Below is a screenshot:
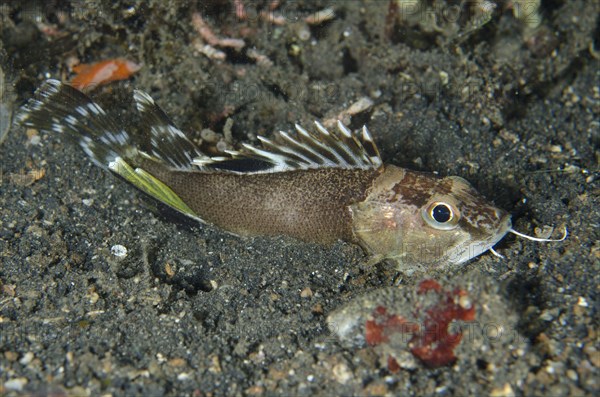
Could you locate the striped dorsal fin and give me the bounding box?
[193,121,382,174]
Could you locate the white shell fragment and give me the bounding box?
[110,244,128,258]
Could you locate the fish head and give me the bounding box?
[350,165,511,273]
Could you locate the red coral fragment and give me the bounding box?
[417,279,443,294]
[387,355,401,373]
[363,279,476,370]
[409,280,476,367]
[365,306,417,346]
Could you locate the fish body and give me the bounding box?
[141,163,378,244]
[16,80,511,273]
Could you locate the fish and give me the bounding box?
[70,59,141,91]
[15,79,565,274]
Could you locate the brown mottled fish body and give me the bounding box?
[143,161,380,243]
[16,80,513,273]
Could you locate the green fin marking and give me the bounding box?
[109,157,197,217]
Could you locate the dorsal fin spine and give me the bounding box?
[276,131,318,164]
[276,130,328,164]
[292,124,334,164]
[336,120,353,138]
[259,135,313,164]
[294,124,341,163]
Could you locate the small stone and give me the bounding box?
[1,284,16,297]
[29,135,41,146]
[499,129,520,143]
[245,385,265,395]
[249,347,266,364]
[583,344,600,367]
[68,386,89,396]
[200,129,220,143]
[168,358,186,367]
[268,367,287,381]
[4,378,28,391]
[148,360,162,377]
[545,361,558,374]
[363,381,389,396]
[539,309,555,321]
[535,367,554,385]
[528,262,538,269]
[439,71,449,85]
[177,372,191,381]
[391,351,418,370]
[209,354,222,373]
[300,287,313,298]
[110,244,128,258]
[88,290,99,304]
[458,294,472,310]
[165,262,175,277]
[537,333,559,356]
[563,164,580,173]
[332,362,352,384]
[19,351,34,365]
[490,383,515,397]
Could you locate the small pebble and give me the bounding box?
[110,244,128,258]
[29,135,41,145]
[168,358,186,367]
[332,362,352,384]
[490,383,515,397]
[4,378,28,391]
[19,351,34,365]
[300,287,313,298]
[458,295,472,310]
[209,354,222,373]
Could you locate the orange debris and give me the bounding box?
[70,59,141,91]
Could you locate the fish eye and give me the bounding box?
[422,201,460,230]
[432,204,452,223]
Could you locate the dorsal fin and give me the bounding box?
[193,120,382,174]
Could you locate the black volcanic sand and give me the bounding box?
[1,1,598,396]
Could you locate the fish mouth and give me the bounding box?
[487,213,513,249]
[492,210,512,236]
[448,213,512,265]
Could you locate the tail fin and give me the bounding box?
[15,79,200,217]
[15,79,136,168]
